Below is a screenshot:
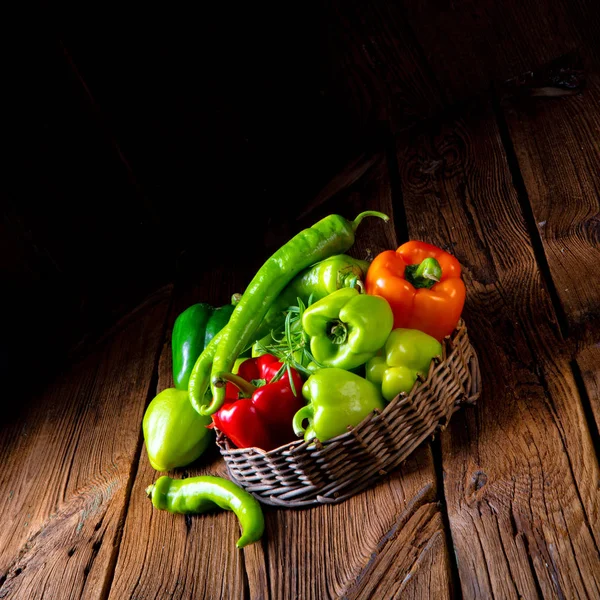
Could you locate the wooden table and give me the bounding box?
[2,70,599,600]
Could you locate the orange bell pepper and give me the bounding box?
[365,241,465,341]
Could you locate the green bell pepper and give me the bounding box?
[365,328,442,402]
[172,296,239,390]
[293,368,385,442]
[301,287,393,371]
[288,253,370,298]
[143,388,213,471]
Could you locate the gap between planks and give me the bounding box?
[490,89,571,341]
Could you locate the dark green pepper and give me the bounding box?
[142,388,213,471]
[146,475,265,548]
[172,295,240,390]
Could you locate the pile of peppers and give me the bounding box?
[141,213,466,548]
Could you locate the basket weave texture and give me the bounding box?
[216,319,481,508]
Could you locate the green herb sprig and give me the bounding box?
[256,296,325,386]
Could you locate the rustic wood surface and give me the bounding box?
[402,0,599,104]
[0,288,171,599]
[575,345,600,453]
[3,61,600,600]
[395,96,600,599]
[500,72,600,342]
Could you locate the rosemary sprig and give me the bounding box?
[258,296,325,382]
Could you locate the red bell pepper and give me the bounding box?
[211,354,306,452]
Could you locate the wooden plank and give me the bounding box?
[401,0,600,104]
[107,271,252,600]
[255,452,450,600]
[395,100,600,599]
[396,529,454,600]
[575,346,600,442]
[500,72,600,341]
[0,286,172,599]
[342,502,451,599]
[109,155,453,599]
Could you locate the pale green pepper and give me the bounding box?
[293,368,385,442]
[365,328,442,401]
[143,388,213,471]
[301,287,394,371]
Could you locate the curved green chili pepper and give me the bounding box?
[187,330,222,414]
[192,211,389,416]
[146,475,265,549]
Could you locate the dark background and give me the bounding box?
[5,1,599,397]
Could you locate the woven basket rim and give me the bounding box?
[215,318,476,457]
[215,318,481,507]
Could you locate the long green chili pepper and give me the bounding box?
[187,330,223,414]
[146,475,265,549]
[198,210,389,416]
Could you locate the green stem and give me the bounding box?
[293,405,314,436]
[405,258,442,289]
[340,273,366,293]
[215,372,256,398]
[329,322,348,345]
[351,211,389,232]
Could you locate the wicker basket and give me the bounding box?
[215,319,481,508]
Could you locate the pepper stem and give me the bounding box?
[217,372,257,398]
[145,484,154,499]
[351,211,390,232]
[329,321,348,345]
[340,273,365,293]
[405,257,442,289]
[293,405,314,437]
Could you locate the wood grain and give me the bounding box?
[401,0,600,104]
[0,286,172,599]
[575,345,600,445]
[254,453,449,600]
[342,501,451,599]
[500,72,600,341]
[395,101,600,599]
